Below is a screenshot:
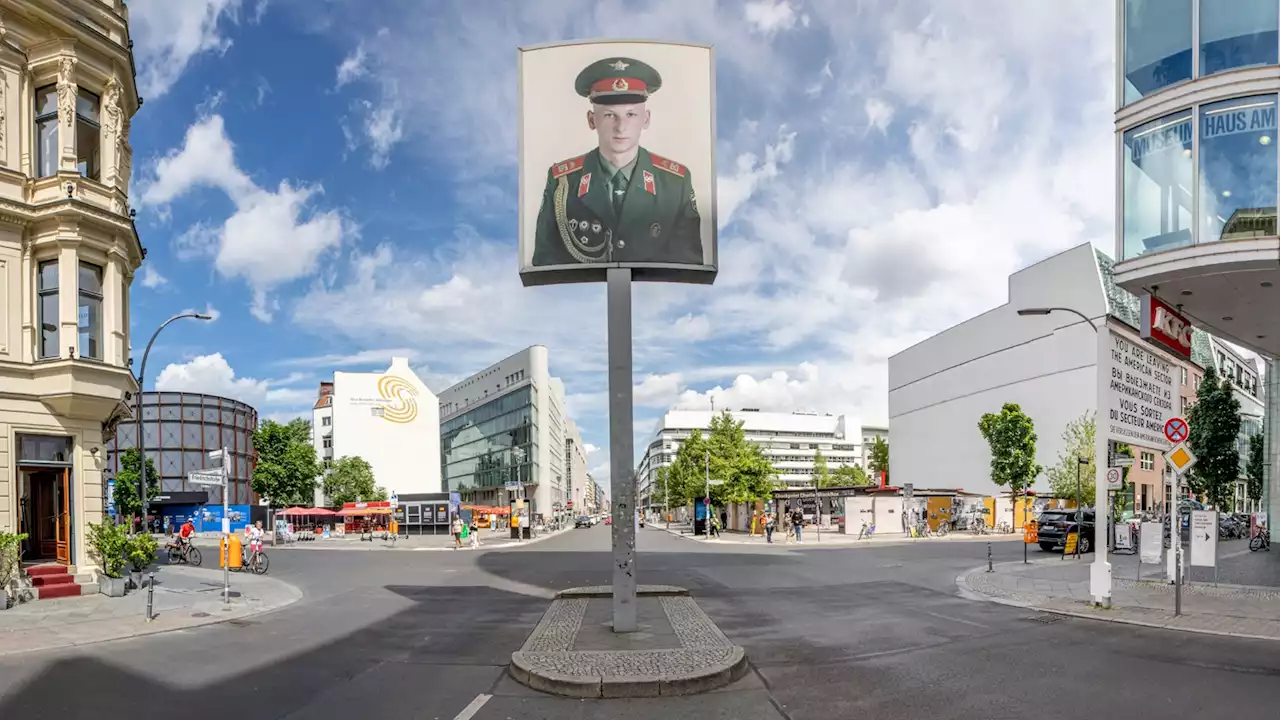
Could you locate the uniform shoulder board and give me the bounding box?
[550,155,586,179]
[648,153,686,178]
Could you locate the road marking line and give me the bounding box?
[917,609,990,629]
[453,693,492,720]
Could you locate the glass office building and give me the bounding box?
[440,385,537,506]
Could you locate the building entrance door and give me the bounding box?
[19,468,71,565]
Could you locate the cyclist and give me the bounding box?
[178,517,195,549]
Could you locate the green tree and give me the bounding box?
[251,418,321,508]
[1045,412,1097,503]
[322,456,381,505]
[832,463,873,486]
[812,450,832,488]
[978,403,1043,500]
[867,436,889,482]
[704,411,778,505]
[665,429,710,507]
[1186,367,1242,510]
[1247,431,1265,505]
[111,448,159,522]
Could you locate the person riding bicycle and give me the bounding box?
[248,521,265,554]
[178,518,195,549]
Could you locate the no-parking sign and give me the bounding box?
[1164,417,1189,444]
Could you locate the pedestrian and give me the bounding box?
[720,509,729,533]
[709,514,720,538]
[765,511,775,544]
[749,510,759,537]
[791,505,804,543]
[451,515,463,549]
[469,518,481,548]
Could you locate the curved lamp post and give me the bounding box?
[1017,305,1113,607]
[136,312,214,533]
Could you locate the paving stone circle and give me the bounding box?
[522,597,587,653]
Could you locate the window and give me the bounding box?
[1200,0,1277,77]
[37,260,59,359]
[76,89,101,181]
[1123,110,1193,259]
[322,416,331,426]
[78,262,103,360]
[1181,367,1188,386]
[35,86,58,177]
[1123,0,1192,103]
[322,436,332,449]
[1180,395,1189,413]
[1199,95,1278,244]
[1141,452,1155,471]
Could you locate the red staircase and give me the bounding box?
[26,565,82,600]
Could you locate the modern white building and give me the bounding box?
[636,409,863,509]
[311,357,442,500]
[888,243,1227,506]
[437,345,569,521]
[565,417,589,512]
[860,425,888,476]
[1112,0,1280,521]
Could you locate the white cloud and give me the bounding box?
[140,115,348,319]
[139,264,168,289]
[155,352,312,411]
[635,373,684,408]
[583,443,600,456]
[128,0,243,99]
[335,44,368,89]
[363,100,404,169]
[251,0,269,24]
[744,0,799,35]
[277,348,419,368]
[293,0,1116,463]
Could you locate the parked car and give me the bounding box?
[1036,508,1096,553]
[604,516,613,525]
[575,516,593,529]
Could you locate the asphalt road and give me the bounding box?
[2,526,1279,719]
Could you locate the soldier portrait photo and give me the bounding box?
[521,46,713,270]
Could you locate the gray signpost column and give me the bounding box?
[607,268,637,632]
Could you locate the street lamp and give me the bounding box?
[137,312,214,534]
[1017,305,1112,606]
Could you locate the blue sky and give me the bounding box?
[124,0,1116,490]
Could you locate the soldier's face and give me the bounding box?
[589,103,650,155]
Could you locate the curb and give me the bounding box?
[0,572,304,657]
[955,564,1280,642]
[555,584,689,598]
[653,524,1012,549]
[509,646,748,698]
[263,527,575,552]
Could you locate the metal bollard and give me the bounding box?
[986,541,993,573]
[145,572,155,622]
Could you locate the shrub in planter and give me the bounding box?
[127,533,158,589]
[0,531,28,609]
[88,521,128,597]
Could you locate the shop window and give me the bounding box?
[1200,0,1278,77]
[1199,95,1278,243]
[1124,0,1192,104]
[1123,110,1193,259]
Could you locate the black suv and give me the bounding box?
[1036,509,1096,553]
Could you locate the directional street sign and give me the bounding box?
[208,449,225,462]
[1164,417,1189,444]
[1164,442,1197,476]
[187,470,224,487]
[1111,456,1134,468]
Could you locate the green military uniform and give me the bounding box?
[532,57,704,267]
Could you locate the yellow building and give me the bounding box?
[0,1,144,569]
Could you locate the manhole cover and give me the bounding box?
[1023,614,1061,624]
[191,612,211,618]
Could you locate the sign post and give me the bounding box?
[187,447,230,604]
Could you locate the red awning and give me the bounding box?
[337,506,392,516]
[277,506,336,516]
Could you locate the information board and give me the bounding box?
[1102,330,1176,448]
[1140,522,1163,564]
[1063,532,1078,556]
[1114,523,1134,551]
[1190,510,1217,567]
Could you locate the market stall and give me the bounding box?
[337,501,393,539]
[275,506,337,540]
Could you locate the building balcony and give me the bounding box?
[1,357,136,423]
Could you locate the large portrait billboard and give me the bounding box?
[518,40,717,286]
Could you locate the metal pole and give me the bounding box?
[704,449,710,537]
[1023,490,1028,564]
[987,541,993,572]
[1174,475,1183,615]
[1076,460,1082,560]
[136,312,212,536]
[606,268,637,632]
[145,571,154,621]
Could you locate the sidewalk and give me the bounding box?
[654,522,1016,548]
[958,556,1280,641]
[239,524,577,552]
[0,564,302,656]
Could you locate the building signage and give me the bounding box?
[1139,294,1192,360]
[1129,117,1190,164]
[1201,103,1275,141]
[1103,329,1176,448]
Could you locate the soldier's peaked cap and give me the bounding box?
[575,57,661,105]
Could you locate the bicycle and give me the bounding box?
[1250,528,1270,552]
[240,545,269,574]
[857,521,876,540]
[165,539,202,566]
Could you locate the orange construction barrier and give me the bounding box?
[220,534,243,569]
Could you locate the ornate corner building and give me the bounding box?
[0,1,144,568]
[1112,0,1280,523]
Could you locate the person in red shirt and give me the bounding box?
[179,518,195,548]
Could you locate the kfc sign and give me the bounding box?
[1139,294,1193,360]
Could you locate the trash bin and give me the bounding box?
[220,535,242,569]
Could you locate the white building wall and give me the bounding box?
[565,417,588,512]
[888,244,1108,497]
[332,357,442,496]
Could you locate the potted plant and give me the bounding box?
[127,533,158,590]
[0,531,28,610]
[88,521,128,597]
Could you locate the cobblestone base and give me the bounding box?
[510,586,748,698]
